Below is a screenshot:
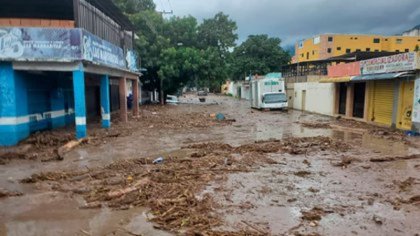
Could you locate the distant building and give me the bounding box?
[403,25,420,37]
[0,0,141,146]
[293,34,420,63]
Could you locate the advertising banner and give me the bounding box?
[0,27,138,72]
[0,27,81,61]
[82,30,126,69]
[360,52,417,75]
[126,50,139,72]
[413,78,420,123]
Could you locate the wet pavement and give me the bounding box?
[0,94,419,236]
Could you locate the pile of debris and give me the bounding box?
[296,121,331,129]
[20,136,353,234]
[0,105,233,164]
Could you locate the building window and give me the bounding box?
[337,47,341,51]
[328,36,333,42]
[396,50,400,53]
[346,49,351,53]
[355,37,358,40]
[327,48,332,53]
[373,38,380,43]
[301,53,304,58]
[374,49,379,52]
[306,52,309,59]
[312,50,315,55]
[356,49,361,52]
[396,39,403,44]
[405,49,409,52]
[350,37,353,40]
[366,48,371,51]
[385,39,388,41]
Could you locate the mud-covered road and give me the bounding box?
[1,95,420,236]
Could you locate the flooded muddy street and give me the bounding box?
[1,95,420,236]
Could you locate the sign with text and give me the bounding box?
[0,28,81,61]
[0,27,138,72]
[413,78,420,123]
[82,30,126,69]
[360,52,417,75]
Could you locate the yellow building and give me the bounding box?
[293,34,420,63]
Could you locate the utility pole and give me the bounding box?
[156,10,172,105]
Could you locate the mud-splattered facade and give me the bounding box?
[325,52,420,131]
[0,0,140,146]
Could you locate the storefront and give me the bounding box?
[356,52,418,129]
[324,52,419,131]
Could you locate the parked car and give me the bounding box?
[197,90,208,96]
[166,95,179,104]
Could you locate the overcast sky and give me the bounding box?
[155,0,420,47]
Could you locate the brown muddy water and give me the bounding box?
[0,95,419,236]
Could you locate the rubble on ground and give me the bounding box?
[0,105,233,164]
[20,136,353,234]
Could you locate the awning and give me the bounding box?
[351,72,415,81]
[319,76,352,83]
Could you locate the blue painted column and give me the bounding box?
[100,75,111,128]
[0,62,29,146]
[72,65,87,139]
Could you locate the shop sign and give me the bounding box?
[82,30,126,69]
[360,52,417,75]
[0,27,81,61]
[413,78,420,123]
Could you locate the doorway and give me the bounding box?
[353,83,366,118]
[338,83,347,115]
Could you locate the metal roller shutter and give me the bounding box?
[371,81,394,126]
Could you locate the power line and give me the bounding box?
[166,0,173,13]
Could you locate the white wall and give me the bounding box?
[241,85,250,100]
[293,82,335,116]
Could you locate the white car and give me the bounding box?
[166,95,179,104]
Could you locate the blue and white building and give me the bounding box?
[0,0,140,146]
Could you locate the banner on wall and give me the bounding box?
[0,28,81,61]
[82,30,126,69]
[360,52,417,75]
[0,27,139,72]
[413,78,420,123]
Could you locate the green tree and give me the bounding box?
[197,12,238,55]
[231,35,291,80]
[163,16,198,48]
[112,0,156,14]
[158,47,204,94]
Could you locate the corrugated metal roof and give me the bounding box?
[351,72,414,81]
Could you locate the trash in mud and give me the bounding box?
[331,156,360,168]
[372,215,383,225]
[0,105,234,165]
[393,177,417,192]
[370,154,420,163]
[18,135,354,234]
[294,171,311,177]
[408,195,420,204]
[0,152,27,165]
[0,189,23,198]
[153,157,164,164]
[301,207,332,221]
[216,113,226,121]
[296,121,331,129]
